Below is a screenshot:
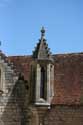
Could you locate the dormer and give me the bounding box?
[31,27,54,106]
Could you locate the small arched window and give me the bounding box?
[40,67,45,99]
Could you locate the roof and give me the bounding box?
[53,53,83,105]
[8,56,32,80]
[8,52,83,105]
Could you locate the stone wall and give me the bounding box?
[1,79,30,125]
[44,105,83,125]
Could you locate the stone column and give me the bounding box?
[1,68,5,92]
[0,65,6,92]
[36,64,41,102]
[47,64,51,103]
[50,65,54,98]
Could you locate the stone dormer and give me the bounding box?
[31,27,54,106]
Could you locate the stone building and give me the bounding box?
[0,27,83,125]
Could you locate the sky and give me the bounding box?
[0,0,83,56]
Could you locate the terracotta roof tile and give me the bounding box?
[52,53,83,105]
[8,56,33,80]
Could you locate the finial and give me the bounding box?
[41,27,45,38]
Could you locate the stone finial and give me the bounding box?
[41,27,45,38]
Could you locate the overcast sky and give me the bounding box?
[0,0,83,56]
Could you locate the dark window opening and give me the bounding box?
[40,67,45,99]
